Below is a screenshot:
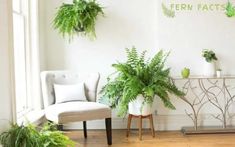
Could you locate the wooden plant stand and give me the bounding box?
[126,114,155,140]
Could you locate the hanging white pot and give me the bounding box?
[128,95,153,116]
[203,61,215,77]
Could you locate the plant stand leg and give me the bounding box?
[126,114,132,137]
[139,115,142,140]
[149,114,155,137]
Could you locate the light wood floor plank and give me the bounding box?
[64,130,235,147]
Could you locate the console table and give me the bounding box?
[172,76,235,134]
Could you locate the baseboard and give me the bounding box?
[63,114,234,131]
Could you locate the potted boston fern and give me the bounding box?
[53,0,104,40]
[100,47,184,117]
[0,122,75,147]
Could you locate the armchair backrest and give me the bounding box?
[41,71,100,108]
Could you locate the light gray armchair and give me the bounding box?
[41,71,112,145]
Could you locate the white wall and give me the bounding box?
[159,0,235,76]
[0,0,14,132]
[40,0,235,130]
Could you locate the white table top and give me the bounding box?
[172,75,235,80]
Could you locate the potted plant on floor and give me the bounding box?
[202,49,218,77]
[53,0,104,40]
[100,47,184,117]
[0,122,75,147]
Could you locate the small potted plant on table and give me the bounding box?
[202,49,218,77]
[216,68,222,77]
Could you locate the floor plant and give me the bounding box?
[0,122,75,147]
[100,47,184,117]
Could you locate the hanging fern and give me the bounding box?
[162,3,175,18]
[100,47,184,117]
[53,0,104,40]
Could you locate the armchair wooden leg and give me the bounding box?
[57,124,63,131]
[83,121,87,138]
[105,118,112,145]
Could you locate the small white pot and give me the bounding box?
[216,71,222,78]
[128,95,153,116]
[203,61,215,77]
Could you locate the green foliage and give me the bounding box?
[0,124,41,147]
[162,3,175,18]
[41,121,58,132]
[53,0,104,40]
[226,1,235,17]
[100,47,184,117]
[39,131,74,147]
[0,122,75,147]
[202,49,218,63]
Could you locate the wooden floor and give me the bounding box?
[65,129,235,147]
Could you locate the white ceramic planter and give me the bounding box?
[216,71,222,78]
[203,61,215,77]
[128,95,153,116]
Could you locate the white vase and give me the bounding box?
[203,61,215,77]
[128,95,153,116]
[216,71,222,78]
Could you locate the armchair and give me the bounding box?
[41,71,112,145]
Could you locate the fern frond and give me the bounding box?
[155,86,176,110]
[149,50,163,69]
[139,50,147,66]
[126,47,139,68]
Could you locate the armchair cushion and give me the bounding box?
[41,71,100,108]
[45,101,111,124]
[54,83,87,103]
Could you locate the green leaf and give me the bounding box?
[202,49,217,63]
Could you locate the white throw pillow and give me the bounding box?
[54,83,87,104]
